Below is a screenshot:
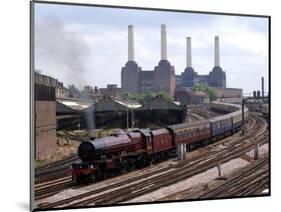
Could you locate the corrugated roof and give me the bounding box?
[84,96,141,112]
[113,98,141,109]
[56,101,76,113]
[57,98,94,112]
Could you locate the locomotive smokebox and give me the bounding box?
[78,141,96,162]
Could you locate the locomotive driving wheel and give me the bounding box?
[137,155,146,168]
[90,174,96,182]
[126,160,135,171]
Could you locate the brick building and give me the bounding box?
[121,26,226,99]
[121,25,176,97]
[34,83,56,159]
[100,84,122,99]
[176,36,226,89]
[35,71,69,98]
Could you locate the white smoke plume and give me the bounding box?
[35,16,91,89]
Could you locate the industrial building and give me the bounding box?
[56,95,185,130]
[175,36,226,89]
[99,84,122,99]
[175,89,209,105]
[34,81,57,159]
[35,71,70,99]
[135,95,186,128]
[121,25,176,97]
[174,36,241,103]
[56,98,94,130]
[121,25,227,98]
[214,87,242,103]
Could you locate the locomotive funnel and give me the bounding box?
[78,141,96,162]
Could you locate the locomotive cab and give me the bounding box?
[134,129,153,156]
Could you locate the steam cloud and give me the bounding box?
[35,16,91,88]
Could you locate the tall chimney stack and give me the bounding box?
[128,25,134,61]
[186,37,192,67]
[214,36,220,66]
[261,77,264,98]
[161,24,167,60]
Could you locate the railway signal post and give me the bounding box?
[177,144,186,160]
[254,142,260,160]
[217,162,222,177]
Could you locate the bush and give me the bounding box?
[193,85,217,101]
[122,91,173,104]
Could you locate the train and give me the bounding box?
[71,102,248,183]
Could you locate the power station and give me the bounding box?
[121,25,226,97]
[121,24,176,97]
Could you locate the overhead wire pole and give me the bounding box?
[131,108,134,128]
[241,98,245,135]
[241,91,268,133]
[126,106,129,129]
[93,98,96,129]
[242,92,268,160]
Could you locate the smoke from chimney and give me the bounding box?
[35,16,91,89]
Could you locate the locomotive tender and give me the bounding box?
[72,102,248,183]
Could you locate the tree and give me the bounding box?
[157,91,173,102]
[138,91,155,105]
[193,85,217,101]
[121,91,173,104]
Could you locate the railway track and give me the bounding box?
[188,112,205,121]
[36,155,78,173]
[158,155,269,201]
[34,155,79,199]
[201,158,269,198]
[35,177,74,200]
[35,155,79,184]
[37,114,268,209]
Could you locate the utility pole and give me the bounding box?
[131,108,134,128]
[126,106,129,129]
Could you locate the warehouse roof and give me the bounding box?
[56,101,76,113]
[85,96,142,112]
[56,98,94,113]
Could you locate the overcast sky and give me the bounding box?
[34,3,269,94]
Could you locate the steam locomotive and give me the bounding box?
[71,102,248,183]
